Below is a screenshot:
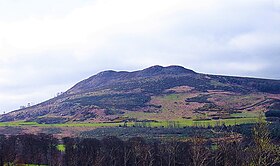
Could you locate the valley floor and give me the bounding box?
[0,116,261,138]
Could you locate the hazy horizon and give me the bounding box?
[0,0,280,113]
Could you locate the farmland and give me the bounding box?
[0,117,259,128]
[0,115,260,138]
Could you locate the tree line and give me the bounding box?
[0,133,61,165]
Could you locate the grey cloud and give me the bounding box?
[0,0,280,112]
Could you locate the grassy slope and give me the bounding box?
[124,92,267,121]
[0,92,266,130]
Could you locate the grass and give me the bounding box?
[129,117,258,128]
[164,94,180,101]
[230,111,259,118]
[57,144,65,152]
[0,121,38,126]
[0,117,259,128]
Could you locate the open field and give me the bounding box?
[0,117,259,128]
[0,114,262,138]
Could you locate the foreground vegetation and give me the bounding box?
[0,116,279,166]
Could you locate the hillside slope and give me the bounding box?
[1,65,280,123]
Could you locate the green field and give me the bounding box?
[230,111,259,118]
[130,117,258,127]
[57,144,65,152]
[0,117,259,128]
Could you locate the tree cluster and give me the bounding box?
[63,132,280,166]
[0,134,61,165]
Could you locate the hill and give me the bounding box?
[1,65,280,124]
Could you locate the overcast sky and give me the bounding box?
[0,0,279,113]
